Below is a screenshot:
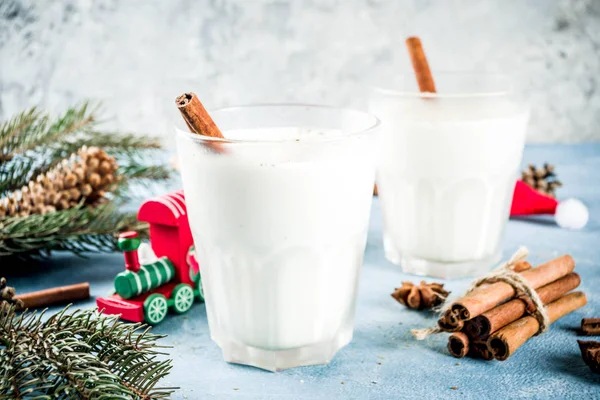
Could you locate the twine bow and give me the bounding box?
[412,247,550,340]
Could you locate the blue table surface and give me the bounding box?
[4,143,600,399]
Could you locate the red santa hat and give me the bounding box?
[510,180,589,230]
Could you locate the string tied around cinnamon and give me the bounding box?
[412,247,550,340]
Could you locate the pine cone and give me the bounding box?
[0,146,118,218]
[522,163,562,198]
[392,281,450,310]
[0,277,23,308]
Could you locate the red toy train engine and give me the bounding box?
[96,191,203,324]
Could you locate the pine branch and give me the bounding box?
[2,102,97,160]
[75,131,162,153]
[0,102,171,257]
[0,304,176,399]
[0,103,98,195]
[0,204,148,258]
[35,132,164,178]
[119,165,171,182]
[0,102,167,196]
[0,157,35,196]
[0,107,44,160]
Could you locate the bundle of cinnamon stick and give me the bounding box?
[441,255,586,360]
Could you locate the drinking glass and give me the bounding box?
[369,73,529,278]
[176,104,380,371]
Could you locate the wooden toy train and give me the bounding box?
[96,190,203,324]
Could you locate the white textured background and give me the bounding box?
[0,0,599,143]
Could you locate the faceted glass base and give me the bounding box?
[384,239,501,279]
[213,327,353,372]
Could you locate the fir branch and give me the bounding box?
[0,107,44,160]
[0,157,35,196]
[0,102,167,195]
[119,165,171,182]
[0,205,148,258]
[0,103,98,195]
[0,101,171,257]
[2,102,96,160]
[73,131,162,153]
[35,132,163,178]
[0,304,176,399]
[109,164,172,203]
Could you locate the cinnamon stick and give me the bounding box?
[448,332,470,358]
[488,291,587,360]
[379,37,435,197]
[511,260,532,273]
[446,255,575,324]
[438,309,464,332]
[176,93,224,138]
[15,282,90,309]
[469,341,494,360]
[581,318,600,336]
[464,273,581,340]
[405,37,436,93]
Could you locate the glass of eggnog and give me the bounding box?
[369,73,529,278]
[176,104,379,371]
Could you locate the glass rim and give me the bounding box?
[174,103,381,144]
[369,72,514,99]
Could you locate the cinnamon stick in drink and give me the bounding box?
[445,255,575,324]
[378,37,435,197]
[405,37,436,93]
[488,291,587,360]
[377,37,435,196]
[15,282,90,309]
[464,272,581,340]
[176,92,226,152]
[176,93,224,138]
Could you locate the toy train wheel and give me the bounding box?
[173,284,194,314]
[144,294,168,324]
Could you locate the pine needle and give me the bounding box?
[0,304,176,399]
[0,102,170,258]
[0,107,44,156]
[1,102,96,160]
[0,204,148,258]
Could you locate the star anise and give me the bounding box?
[391,281,449,310]
[578,340,600,374]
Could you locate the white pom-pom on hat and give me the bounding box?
[511,181,589,230]
[555,198,589,230]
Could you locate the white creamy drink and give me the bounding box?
[369,74,529,278]
[176,105,379,370]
